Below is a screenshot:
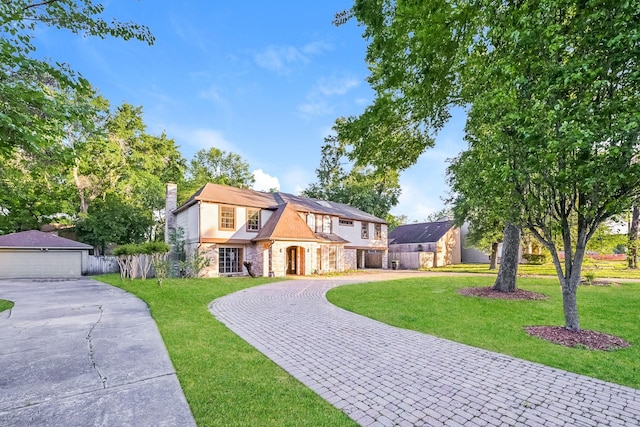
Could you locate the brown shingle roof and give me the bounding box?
[177,183,279,213]
[175,183,387,224]
[252,203,320,242]
[0,230,92,249]
[388,220,455,244]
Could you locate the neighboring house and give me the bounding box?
[165,183,388,277]
[388,220,462,268]
[459,222,491,263]
[0,230,92,278]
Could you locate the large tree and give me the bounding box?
[302,132,401,219]
[340,0,640,330]
[0,0,154,156]
[181,147,255,201]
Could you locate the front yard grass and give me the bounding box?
[96,275,356,427]
[0,299,13,313]
[327,276,640,389]
[426,259,640,280]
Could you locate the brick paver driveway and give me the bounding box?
[210,273,640,427]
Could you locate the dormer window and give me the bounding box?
[247,208,260,231]
[323,215,331,233]
[307,213,316,231]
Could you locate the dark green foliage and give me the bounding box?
[302,132,401,219]
[77,195,153,254]
[0,0,153,156]
[523,254,548,265]
[342,0,640,330]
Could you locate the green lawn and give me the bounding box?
[0,299,13,313]
[96,275,356,427]
[425,259,640,279]
[327,275,640,389]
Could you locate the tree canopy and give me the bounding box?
[302,131,401,220]
[341,0,640,330]
[0,0,154,156]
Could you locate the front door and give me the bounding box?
[286,247,297,274]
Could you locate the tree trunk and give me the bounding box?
[493,223,520,292]
[628,205,639,269]
[489,242,499,270]
[561,280,580,330]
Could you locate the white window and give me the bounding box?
[339,219,353,226]
[374,223,382,239]
[323,215,331,233]
[219,247,242,273]
[247,208,260,231]
[307,213,316,230]
[361,222,369,239]
[219,206,235,230]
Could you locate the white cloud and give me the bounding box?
[254,40,333,74]
[254,45,308,74]
[297,100,333,118]
[301,40,333,55]
[158,124,244,159]
[316,76,360,96]
[199,85,224,103]
[280,166,314,195]
[297,74,360,119]
[253,169,280,192]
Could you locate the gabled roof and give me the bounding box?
[176,183,387,224]
[252,203,320,242]
[178,183,278,212]
[0,230,92,249]
[388,220,455,245]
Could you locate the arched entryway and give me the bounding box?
[286,246,305,275]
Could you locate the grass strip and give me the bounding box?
[96,275,356,427]
[0,299,13,313]
[327,275,640,389]
[425,260,640,279]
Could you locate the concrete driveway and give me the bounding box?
[0,278,195,427]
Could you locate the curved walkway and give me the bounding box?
[0,279,195,427]
[211,273,640,427]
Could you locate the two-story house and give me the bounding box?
[165,183,388,277]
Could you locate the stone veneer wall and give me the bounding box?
[344,248,357,271]
[198,243,218,278]
[244,243,266,277]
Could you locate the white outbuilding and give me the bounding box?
[0,230,92,279]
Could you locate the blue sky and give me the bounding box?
[34,0,467,222]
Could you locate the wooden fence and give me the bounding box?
[84,255,119,275]
[388,252,436,269]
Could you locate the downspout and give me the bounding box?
[197,201,204,276]
[268,239,275,277]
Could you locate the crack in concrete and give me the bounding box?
[85,305,108,389]
[0,372,179,413]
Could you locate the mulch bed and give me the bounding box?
[458,286,630,350]
[457,286,549,300]
[525,326,630,351]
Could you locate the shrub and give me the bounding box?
[522,253,548,265]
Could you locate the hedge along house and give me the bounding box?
[165,183,388,277]
[388,220,462,269]
[0,230,92,278]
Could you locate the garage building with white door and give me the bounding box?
[0,230,92,279]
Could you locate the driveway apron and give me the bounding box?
[0,278,195,427]
[210,275,640,427]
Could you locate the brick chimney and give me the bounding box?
[165,183,178,243]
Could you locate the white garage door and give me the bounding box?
[0,250,82,279]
